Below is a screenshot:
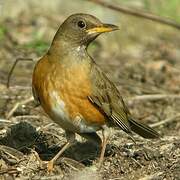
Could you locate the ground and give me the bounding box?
[0,2,180,179]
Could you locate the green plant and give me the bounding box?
[0,25,6,41]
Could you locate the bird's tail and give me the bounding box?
[129,118,159,139]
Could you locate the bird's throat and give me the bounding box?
[48,39,90,65]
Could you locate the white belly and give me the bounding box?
[49,91,76,131]
[49,91,99,133]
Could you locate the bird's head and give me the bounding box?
[52,13,119,48]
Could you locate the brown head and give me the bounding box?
[50,13,119,51]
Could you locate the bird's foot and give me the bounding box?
[47,160,55,173]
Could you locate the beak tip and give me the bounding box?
[86,23,119,34]
[105,24,119,31]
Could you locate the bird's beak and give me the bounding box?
[86,24,119,34]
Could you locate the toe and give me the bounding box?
[47,160,54,173]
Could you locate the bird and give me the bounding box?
[32,13,159,171]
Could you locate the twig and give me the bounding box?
[42,123,55,129]
[12,115,40,120]
[131,157,143,167]
[8,85,32,90]
[88,0,180,30]
[36,123,55,131]
[7,58,34,88]
[150,114,180,128]
[0,145,24,160]
[42,131,63,143]
[0,168,20,175]
[6,96,34,119]
[127,94,180,102]
[0,118,11,123]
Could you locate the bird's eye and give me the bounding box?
[77,20,86,29]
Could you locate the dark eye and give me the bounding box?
[77,20,86,29]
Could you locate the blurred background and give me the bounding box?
[0,0,180,179]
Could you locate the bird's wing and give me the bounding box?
[88,64,132,134]
[88,63,160,139]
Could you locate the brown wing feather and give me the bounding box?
[88,63,132,134]
[88,63,159,139]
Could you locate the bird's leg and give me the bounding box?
[98,126,110,169]
[47,131,75,172]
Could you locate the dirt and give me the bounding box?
[0,12,180,180]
